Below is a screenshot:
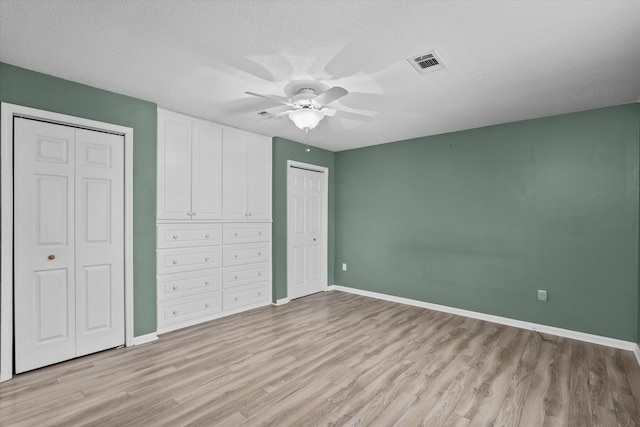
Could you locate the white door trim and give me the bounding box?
[1,103,135,382]
[286,160,329,300]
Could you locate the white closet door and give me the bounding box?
[222,130,248,220]
[14,118,125,373]
[158,115,192,219]
[192,123,222,220]
[75,129,125,356]
[288,167,324,299]
[14,118,77,373]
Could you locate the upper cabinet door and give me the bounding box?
[222,130,248,220]
[246,135,272,220]
[158,113,192,220]
[192,123,222,220]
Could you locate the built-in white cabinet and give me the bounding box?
[156,109,272,334]
[157,110,222,220]
[223,129,272,220]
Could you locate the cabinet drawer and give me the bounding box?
[223,243,270,267]
[157,224,222,248]
[223,282,268,311]
[158,291,221,326]
[157,247,221,274]
[223,223,270,244]
[157,269,221,301]
[223,262,269,289]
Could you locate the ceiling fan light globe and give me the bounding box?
[289,108,324,130]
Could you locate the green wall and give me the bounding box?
[335,104,640,342]
[0,62,157,336]
[272,137,335,302]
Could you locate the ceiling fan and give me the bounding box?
[245,86,372,131]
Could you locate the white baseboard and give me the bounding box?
[272,298,290,306]
[131,333,158,346]
[329,285,640,359]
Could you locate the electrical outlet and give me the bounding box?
[342,263,347,271]
[537,290,548,302]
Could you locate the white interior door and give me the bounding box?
[287,164,327,300]
[14,118,125,373]
[75,129,125,357]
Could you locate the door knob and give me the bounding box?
[48,255,55,260]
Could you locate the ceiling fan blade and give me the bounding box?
[333,109,373,122]
[245,91,294,107]
[313,86,348,105]
[275,110,295,117]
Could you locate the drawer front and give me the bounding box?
[157,224,222,248]
[223,243,270,267]
[223,282,268,311]
[223,262,269,289]
[157,269,222,301]
[223,223,270,244]
[158,291,221,326]
[157,247,222,274]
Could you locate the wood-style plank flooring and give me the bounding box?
[1,291,639,426]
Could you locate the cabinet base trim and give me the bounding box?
[272,298,290,306]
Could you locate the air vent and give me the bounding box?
[256,111,282,121]
[407,50,446,75]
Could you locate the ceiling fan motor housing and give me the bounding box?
[292,88,320,109]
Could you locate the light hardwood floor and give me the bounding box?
[1,291,639,426]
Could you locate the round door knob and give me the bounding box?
[172,286,178,290]
[234,275,238,280]
[172,260,178,265]
[192,212,197,216]
[258,292,262,296]
[258,252,262,256]
[48,255,55,260]
[173,235,178,239]
[204,280,210,285]
[248,213,252,217]
[258,232,262,236]
[234,232,239,237]
[205,257,210,261]
[172,310,178,315]
[187,212,192,216]
[205,303,210,308]
[258,272,262,276]
[205,234,210,238]
[234,254,238,258]
[234,297,239,301]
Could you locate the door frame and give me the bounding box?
[286,160,329,300]
[0,103,135,382]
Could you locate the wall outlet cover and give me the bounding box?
[342,263,347,271]
[537,289,548,302]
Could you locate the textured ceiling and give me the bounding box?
[1,0,639,151]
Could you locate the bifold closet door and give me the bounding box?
[13,118,125,374]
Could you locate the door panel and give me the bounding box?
[158,115,191,219]
[222,130,248,219]
[247,136,271,219]
[14,118,76,373]
[192,124,222,219]
[287,166,326,300]
[75,129,125,356]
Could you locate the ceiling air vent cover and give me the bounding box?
[407,50,446,75]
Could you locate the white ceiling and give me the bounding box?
[1,1,639,152]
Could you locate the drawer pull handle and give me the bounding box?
[258,292,262,296]
[205,257,210,261]
[258,232,262,236]
[173,235,178,239]
[234,297,239,301]
[205,303,210,308]
[234,232,239,237]
[172,286,178,290]
[205,280,210,285]
[234,254,239,258]
[234,275,238,280]
[172,260,178,265]
[248,213,252,217]
[192,212,197,216]
[258,272,262,276]
[205,233,210,238]
[172,310,178,315]
[258,252,262,256]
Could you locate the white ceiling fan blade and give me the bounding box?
[313,86,348,106]
[321,107,336,117]
[333,109,373,122]
[245,91,294,107]
[275,109,295,117]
